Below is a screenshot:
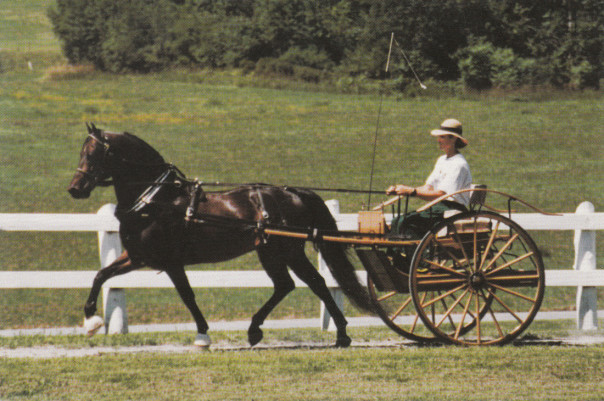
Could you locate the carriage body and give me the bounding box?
[353,188,546,345]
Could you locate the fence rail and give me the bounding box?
[1,201,602,334]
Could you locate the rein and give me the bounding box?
[117,179,387,195]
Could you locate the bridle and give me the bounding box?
[76,133,115,187]
[77,131,173,188]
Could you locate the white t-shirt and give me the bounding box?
[425,153,472,205]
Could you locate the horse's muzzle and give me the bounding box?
[67,174,93,199]
[68,184,91,199]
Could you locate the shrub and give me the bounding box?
[255,58,294,77]
[292,65,323,83]
[279,46,335,70]
[490,48,519,89]
[458,41,493,90]
[571,60,599,90]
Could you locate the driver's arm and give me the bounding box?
[386,184,446,202]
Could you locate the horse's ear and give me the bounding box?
[87,122,102,139]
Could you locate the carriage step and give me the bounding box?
[356,249,408,293]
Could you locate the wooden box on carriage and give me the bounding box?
[358,211,387,235]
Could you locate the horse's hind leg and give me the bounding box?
[164,265,211,347]
[249,247,296,346]
[287,249,351,348]
[83,251,141,335]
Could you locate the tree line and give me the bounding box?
[48,0,602,90]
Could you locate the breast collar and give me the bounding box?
[117,166,188,217]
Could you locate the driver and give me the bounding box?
[386,118,472,239]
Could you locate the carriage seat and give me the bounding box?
[441,184,490,238]
[443,184,487,220]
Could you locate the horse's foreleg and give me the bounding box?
[83,251,141,335]
[249,248,296,346]
[288,250,351,348]
[164,266,211,347]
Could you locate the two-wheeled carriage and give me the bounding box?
[353,188,548,346]
[264,186,548,346]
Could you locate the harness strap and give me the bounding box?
[255,188,270,220]
[185,180,206,228]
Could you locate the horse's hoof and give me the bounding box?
[194,333,212,348]
[248,327,263,347]
[83,316,104,336]
[335,335,351,348]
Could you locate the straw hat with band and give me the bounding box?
[430,118,468,148]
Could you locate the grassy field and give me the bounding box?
[1,327,604,401]
[1,0,603,334]
[1,324,604,401]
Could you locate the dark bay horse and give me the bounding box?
[67,123,373,347]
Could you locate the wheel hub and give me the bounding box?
[469,272,486,290]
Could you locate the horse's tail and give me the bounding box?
[287,188,375,313]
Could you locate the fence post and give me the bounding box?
[319,199,344,331]
[574,201,598,330]
[97,204,128,334]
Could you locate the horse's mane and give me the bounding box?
[108,131,165,165]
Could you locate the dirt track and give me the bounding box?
[2,336,603,359]
[0,340,397,359]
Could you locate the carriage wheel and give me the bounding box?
[409,211,545,346]
[367,275,437,343]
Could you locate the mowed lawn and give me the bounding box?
[1,0,603,332]
[2,340,604,401]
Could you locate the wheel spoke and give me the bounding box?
[484,251,535,277]
[449,225,472,271]
[478,220,501,272]
[488,282,538,303]
[424,258,466,277]
[377,291,397,302]
[486,287,524,323]
[475,290,481,345]
[438,292,459,332]
[432,237,466,271]
[390,296,413,321]
[473,218,478,273]
[410,313,420,333]
[483,233,519,272]
[436,288,470,328]
[481,289,504,338]
[367,275,436,342]
[420,283,467,308]
[454,292,474,340]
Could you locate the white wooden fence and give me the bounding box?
[1,201,602,335]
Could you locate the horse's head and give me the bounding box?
[67,123,115,199]
[68,123,167,200]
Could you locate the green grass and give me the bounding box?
[1,324,604,400]
[1,330,603,401]
[1,0,603,334]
